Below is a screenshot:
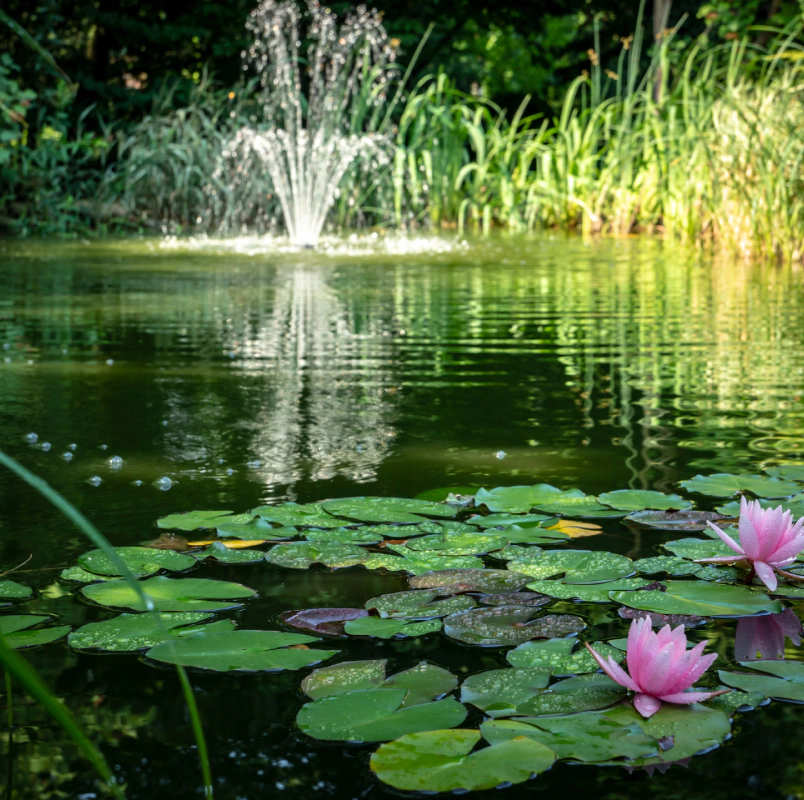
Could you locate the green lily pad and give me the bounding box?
[384,663,459,707]
[69,611,235,652]
[460,667,552,716]
[321,497,456,523]
[475,484,564,513]
[481,705,661,762]
[82,576,256,612]
[765,464,804,482]
[264,542,368,570]
[467,513,553,528]
[78,547,196,578]
[381,549,485,574]
[507,549,634,583]
[610,580,782,617]
[719,661,804,702]
[479,592,551,607]
[343,617,441,639]
[361,553,419,573]
[409,569,531,593]
[515,673,626,715]
[497,526,570,545]
[0,580,33,602]
[215,517,290,539]
[443,607,584,646]
[370,729,556,792]
[404,532,508,556]
[413,487,479,503]
[60,566,117,584]
[304,528,384,545]
[157,511,252,531]
[366,590,476,619]
[679,473,800,498]
[251,503,350,529]
[625,510,724,531]
[297,690,466,742]
[525,578,649,602]
[195,541,265,564]
[663,538,737,561]
[634,556,703,576]
[533,490,622,517]
[417,520,479,534]
[506,638,624,674]
[708,687,766,714]
[146,630,338,672]
[716,494,804,518]
[0,616,70,649]
[597,490,692,512]
[694,565,738,582]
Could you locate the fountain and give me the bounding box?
[225,0,398,248]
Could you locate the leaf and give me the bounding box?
[480,705,661,762]
[546,520,602,538]
[413,487,479,503]
[708,687,766,714]
[460,667,552,716]
[662,537,737,561]
[514,673,625,715]
[365,590,476,619]
[404,531,508,556]
[718,668,804,700]
[408,569,531,593]
[157,510,250,531]
[634,556,703,576]
[610,580,782,617]
[597,490,692,512]
[506,638,624,674]
[251,502,350,529]
[146,630,339,672]
[0,579,33,601]
[60,566,116,584]
[370,549,485,575]
[279,608,369,636]
[68,611,234,652]
[717,494,804,518]
[195,541,265,564]
[533,490,623,517]
[384,663,459,707]
[679,473,800,498]
[215,517,290,540]
[506,549,634,583]
[297,691,466,742]
[305,528,384,545]
[475,484,565,513]
[625,509,725,531]
[765,464,804,482]
[264,542,368,569]
[443,607,584,646]
[525,578,650,602]
[78,546,196,577]
[467,513,553,528]
[322,496,456,523]
[82,576,256,612]
[142,533,192,551]
[479,592,551,608]
[417,520,479,534]
[343,617,441,639]
[0,616,70,649]
[370,729,556,792]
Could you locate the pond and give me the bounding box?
[2,233,804,799]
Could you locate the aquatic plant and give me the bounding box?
[586,618,725,717]
[704,497,804,591]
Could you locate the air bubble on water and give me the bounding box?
[61,452,73,461]
[4,357,10,363]
[27,359,33,365]
[132,480,143,487]
[106,359,114,366]
[2,343,9,350]
[226,468,234,476]
[247,460,262,468]
[99,444,108,451]
[40,442,51,452]
[24,433,38,443]
[218,458,225,464]
[495,450,507,460]
[108,456,124,469]
[88,476,102,487]
[61,348,68,355]
[154,476,173,490]
[69,443,77,451]
[161,420,169,427]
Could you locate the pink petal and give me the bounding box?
[658,689,730,704]
[768,533,804,564]
[584,644,639,692]
[738,513,760,560]
[627,618,653,689]
[634,693,662,718]
[661,642,708,694]
[754,561,778,592]
[641,643,677,695]
[695,555,745,564]
[707,522,745,556]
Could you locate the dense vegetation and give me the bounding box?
[2,0,804,259]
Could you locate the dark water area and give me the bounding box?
[2,234,804,798]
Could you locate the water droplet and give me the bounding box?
[132,480,143,487]
[108,456,124,469]
[161,420,169,427]
[24,433,38,443]
[2,343,9,350]
[69,443,77,451]
[61,452,73,461]
[99,444,108,451]
[226,468,234,476]
[154,476,173,490]
[495,450,507,460]
[88,476,102,487]
[40,442,51,452]
[106,359,114,366]
[3,357,10,363]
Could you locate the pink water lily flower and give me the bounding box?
[585,618,726,718]
[702,497,804,592]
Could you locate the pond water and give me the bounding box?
[2,234,804,798]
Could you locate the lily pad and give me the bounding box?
[365,590,476,619]
[679,473,800,498]
[384,663,459,707]
[78,547,196,577]
[716,494,804,518]
[460,667,552,716]
[404,532,508,556]
[215,517,289,540]
[304,528,384,545]
[765,464,804,482]
[296,691,466,742]
[146,630,338,672]
[409,569,531,593]
[507,549,634,583]
[708,687,766,714]
[467,513,553,528]
[443,607,584,646]
[343,617,441,639]
[662,538,736,561]
[475,484,564,513]
[60,566,116,583]
[514,673,626,715]
[413,487,479,503]
[264,542,368,570]
[0,580,33,601]
[481,705,661,762]
[625,510,725,531]
[479,592,551,608]
[525,578,650,603]
[195,541,265,564]
[634,556,703,576]
[506,638,624,674]
[82,576,256,612]
[374,549,485,575]
[68,611,235,652]
[157,511,251,531]
[610,580,782,617]
[321,497,456,523]
[417,520,478,534]
[251,503,350,529]
[370,729,555,792]
[719,661,804,702]
[280,608,369,636]
[0,615,70,649]
[597,490,691,512]
[533,490,622,517]
[497,526,571,545]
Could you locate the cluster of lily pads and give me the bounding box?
[4,466,804,792]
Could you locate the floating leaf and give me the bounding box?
[157,511,251,531]
[708,688,766,714]
[460,667,551,716]
[146,630,338,672]
[597,490,692,512]
[380,549,485,574]
[264,542,368,570]
[304,528,383,545]
[507,549,634,583]
[280,608,369,636]
[514,673,625,715]
[404,532,507,556]
[679,473,800,498]
[534,490,623,517]
[506,638,624,674]
[634,556,703,576]
[343,617,441,639]
[0,580,33,602]
[617,608,705,628]
[68,611,234,652]
[297,691,466,742]
[78,547,196,577]
[443,607,584,646]
[475,484,564,513]
[625,509,725,531]
[765,464,804,482]
[610,580,782,617]
[497,526,571,545]
[321,497,455,523]
[662,538,736,561]
[417,520,478,534]
[413,487,479,503]
[481,705,661,762]
[60,566,116,584]
[408,569,531,593]
[546,520,602,538]
[0,615,70,649]
[251,503,349,529]
[195,541,265,564]
[479,592,551,608]
[365,590,476,619]
[719,661,804,702]
[82,576,256,612]
[142,533,192,551]
[525,578,650,603]
[467,513,553,528]
[370,729,555,792]
[215,517,289,540]
[716,494,804,518]
[384,663,459,707]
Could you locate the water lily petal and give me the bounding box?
[658,689,729,705]
[753,561,778,592]
[584,644,639,692]
[633,693,662,718]
[707,522,745,557]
